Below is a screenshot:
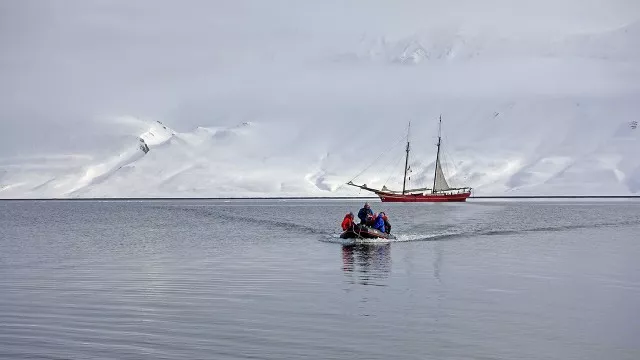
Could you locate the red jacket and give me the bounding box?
[341,214,354,230]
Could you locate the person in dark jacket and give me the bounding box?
[373,213,386,233]
[357,202,373,224]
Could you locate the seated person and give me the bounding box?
[357,202,373,224]
[380,212,391,234]
[341,212,355,231]
[373,213,386,233]
[365,213,376,227]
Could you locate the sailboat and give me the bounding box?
[347,116,472,202]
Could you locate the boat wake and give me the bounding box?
[393,219,640,242]
[321,230,464,245]
[393,231,464,242]
[162,202,640,245]
[164,205,331,236]
[322,216,640,245]
[321,237,394,246]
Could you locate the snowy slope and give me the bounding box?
[1,110,638,198]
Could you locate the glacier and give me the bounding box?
[0,2,639,198]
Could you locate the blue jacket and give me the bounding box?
[358,207,373,223]
[373,215,385,233]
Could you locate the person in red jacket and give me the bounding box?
[341,212,355,231]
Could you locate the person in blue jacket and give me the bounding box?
[357,202,373,224]
[373,213,386,233]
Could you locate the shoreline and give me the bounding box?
[2,195,640,201]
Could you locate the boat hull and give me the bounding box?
[377,191,471,202]
[340,225,396,240]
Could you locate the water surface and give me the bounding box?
[1,200,639,359]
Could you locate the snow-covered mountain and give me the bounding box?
[338,21,640,64]
[1,2,638,198]
[1,110,638,198]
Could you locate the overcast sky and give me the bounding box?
[1,0,638,156]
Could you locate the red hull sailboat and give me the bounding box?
[347,116,472,202]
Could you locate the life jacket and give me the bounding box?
[374,214,386,233]
[341,214,354,231]
[365,214,375,226]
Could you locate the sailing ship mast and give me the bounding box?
[345,115,471,202]
[402,122,411,195]
[432,115,442,194]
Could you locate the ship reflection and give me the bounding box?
[342,244,391,286]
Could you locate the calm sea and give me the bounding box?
[1,199,639,360]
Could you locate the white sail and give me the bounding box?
[433,158,450,191]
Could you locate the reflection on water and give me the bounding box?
[342,244,391,286]
[433,241,443,283]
